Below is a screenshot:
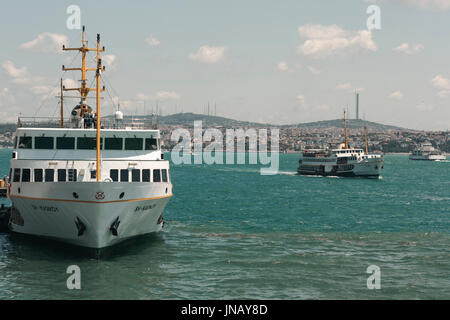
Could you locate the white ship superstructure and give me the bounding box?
[297,112,383,178]
[409,142,446,161]
[6,27,172,249]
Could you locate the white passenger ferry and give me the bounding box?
[297,112,383,178]
[7,28,173,249]
[409,142,446,161]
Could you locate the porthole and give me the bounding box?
[73,192,79,199]
[119,192,125,199]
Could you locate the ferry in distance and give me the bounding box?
[297,112,383,178]
[7,27,173,249]
[409,142,446,161]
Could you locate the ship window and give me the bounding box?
[34,169,43,182]
[145,138,158,150]
[125,138,143,150]
[68,169,77,182]
[18,136,32,149]
[58,169,66,182]
[45,169,54,182]
[105,137,123,150]
[21,169,31,182]
[77,137,97,150]
[132,169,140,182]
[142,169,151,182]
[162,169,168,182]
[57,137,75,149]
[153,169,161,182]
[110,169,118,182]
[120,169,129,182]
[35,137,54,149]
[13,168,21,182]
[90,170,96,180]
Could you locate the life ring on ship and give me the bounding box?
[103,177,113,182]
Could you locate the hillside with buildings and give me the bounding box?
[1,114,448,153]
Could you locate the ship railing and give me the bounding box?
[17,117,158,130]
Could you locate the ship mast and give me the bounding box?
[62,26,105,182]
[95,33,102,182]
[364,125,368,154]
[60,78,64,128]
[344,110,349,149]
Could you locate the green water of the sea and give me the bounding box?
[0,149,449,299]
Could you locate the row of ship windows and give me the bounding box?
[10,168,169,183]
[16,136,159,151]
[336,150,363,154]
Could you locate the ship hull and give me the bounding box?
[298,158,383,178]
[8,182,172,249]
[409,155,446,161]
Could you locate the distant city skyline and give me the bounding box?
[1,0,450,130]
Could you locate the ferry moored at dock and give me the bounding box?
[5,27,173,249]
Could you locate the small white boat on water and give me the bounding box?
[409,142,446,161]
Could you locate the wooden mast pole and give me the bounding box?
[96,33,101,182]
[364,125,369,154]
[344,110,348,149]
[60,78,64,128]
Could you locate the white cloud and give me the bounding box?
[102,54,117,70]
[2,60,42,85]
[19,32,68,54]
[394,0,450,10]
[431,74,450,98]
[336,83,352,90]
[416,102,434,111]
[393,43,424,55]
[62,78,78,89]
[277,61,288,71]
[189,46,226,64]
[297,24,377,58]
[296,95,305,105]
[437,90,449,98]
[389,91,404,100]
[307,66,321,75]
[145,36,161,47]
[431,74,450,90]
[335,83,364,93]
[135,93,151,101]
[156,91,180,100]
[30,86,52,95]
[2,60,28,78]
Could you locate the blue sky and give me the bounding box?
[1,0,450,130]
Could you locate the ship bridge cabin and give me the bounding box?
[10,117,169,185]
[13,128,161,161]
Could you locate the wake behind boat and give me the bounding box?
[297,112,383,178]
[6,27,173,249]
